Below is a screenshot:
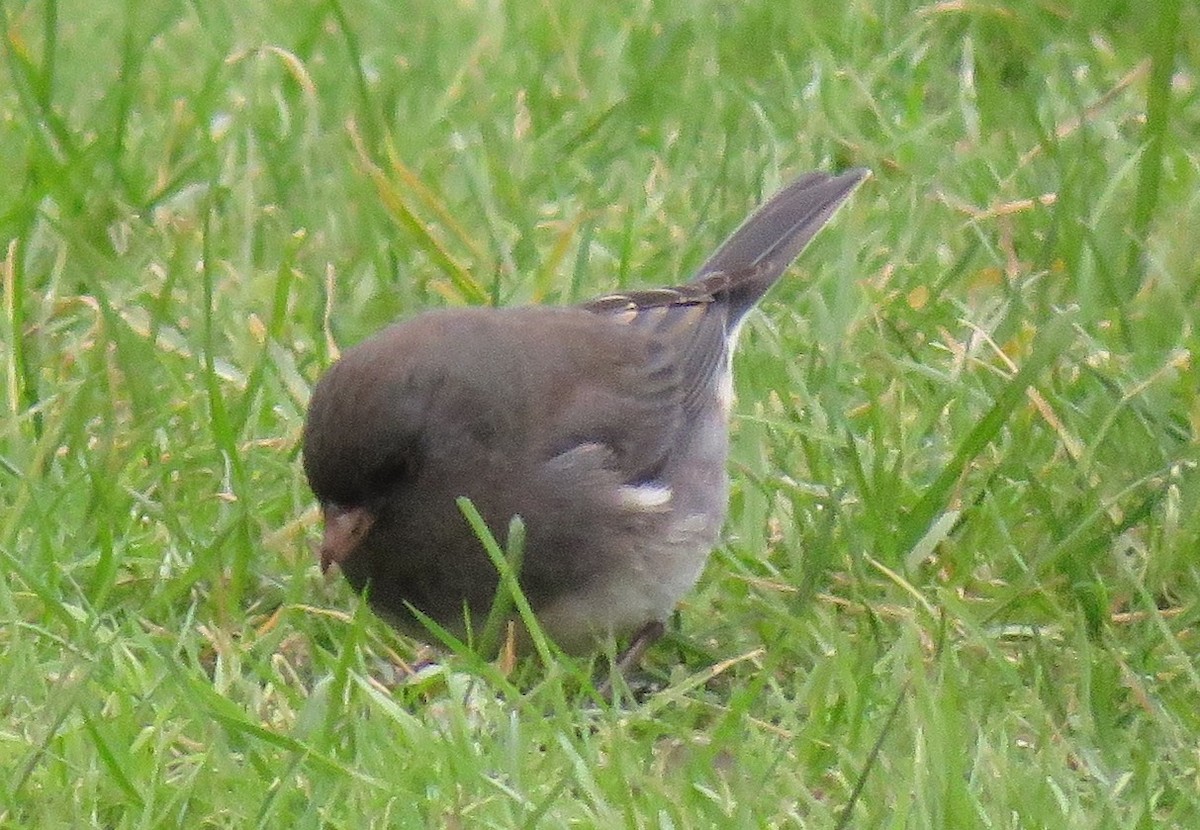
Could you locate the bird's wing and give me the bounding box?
[576,167,867,427]
[516,304,696,486]
[543,169,867,485]
[579,285,729,426]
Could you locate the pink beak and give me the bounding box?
[319,505,375,573]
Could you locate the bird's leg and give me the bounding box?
[617,619,666,674]
[595,619,665,701]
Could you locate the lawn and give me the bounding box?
[2,0,1198,826]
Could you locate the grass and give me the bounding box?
[2,0,1198,826]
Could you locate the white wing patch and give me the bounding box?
[616,482,674,512]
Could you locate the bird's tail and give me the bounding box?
[690,168,869,321]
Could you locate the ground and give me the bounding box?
[1,0,1197,826]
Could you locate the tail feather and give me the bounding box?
[692,168,869,321]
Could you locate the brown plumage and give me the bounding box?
[302,168,867,654]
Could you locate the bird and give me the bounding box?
[302,167,867,661]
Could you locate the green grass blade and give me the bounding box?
[899,311,1078,555]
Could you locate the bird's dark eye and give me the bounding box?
[366,455,413,494]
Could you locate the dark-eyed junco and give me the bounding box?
[303,168,867,657]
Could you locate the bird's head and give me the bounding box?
[302,323,435,572]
